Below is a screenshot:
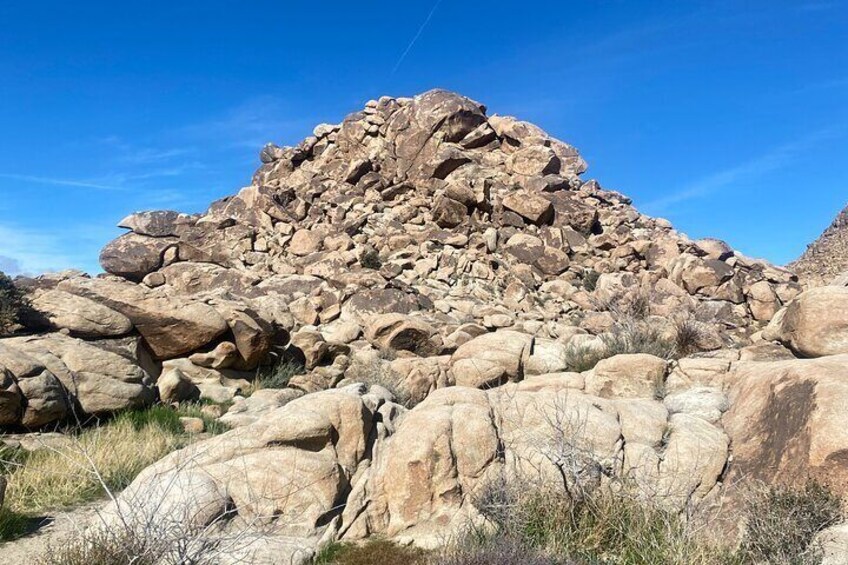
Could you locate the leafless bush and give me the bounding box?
[738,480,843,565]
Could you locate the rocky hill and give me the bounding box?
[4,90,848,563]
[790,203,848,286]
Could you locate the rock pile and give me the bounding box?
[0,89,801,428]
[790,203,848,287]
[7,89,848,562]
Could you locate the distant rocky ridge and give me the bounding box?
[790,203,848,287]
[8,90,848,563]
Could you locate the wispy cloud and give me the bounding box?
[0,173,124,191]
[643,127,844,213]
[177,96,314,150]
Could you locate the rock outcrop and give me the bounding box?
[1,89,802,428]
[790,203,848,286]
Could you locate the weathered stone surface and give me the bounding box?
[585,354,668,399]
[99,233,176,282]
[96,390,373,557]
[450,331,533,388]
[30,289,133,338]
[157,367,200,403]
[723,355,848,490]
[365,313,436,356]
[5,333,155,415]
[118,210,193,237]
[767,286,848,357]
[502,191,554,225]
[58,278,229,360]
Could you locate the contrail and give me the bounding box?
[392,0,443,74]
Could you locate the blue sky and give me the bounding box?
[0,0,846,275]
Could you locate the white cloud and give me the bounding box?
[0,223,112,276]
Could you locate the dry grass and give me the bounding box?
[0,405,229,541]
[4,417,178,515]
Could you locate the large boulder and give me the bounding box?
[723,355,848,491]
[766,286,848,358]
[58,277,229,360]
[4,333,155,415]
[30,289,133,338]
[584,354,669,399]
[92,390,375,564]
[364,313,437,356]
[99,233,177,282]
[450,331,534,388]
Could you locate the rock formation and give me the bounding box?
[790,202,848,286]
[3,89,848,562]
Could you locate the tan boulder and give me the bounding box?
[161,359,251,404]
[585,354,668,399]
[96,389,374,554]
[30,289,133,338]
[157,368,200,404]
[767,286,848,357]
[364,313,437,356]
[58,277,229,360]
[502,190,554,225]
[0,365,22,425]
[288,229,323,256]
[723,355,848,491]
[450,330,534,388]
[389,355,453,405]
[5,333,155,415]
[99,232,176,282]
[506,145,560,176]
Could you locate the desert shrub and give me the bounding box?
[0,271,28,335]
[600,318,677,359]
[315,539,427,565]
[564,321,677,373]
[455,477,732,565]
[254,358,305,390]
[738,480,843,565]
[563,343,610,373]
[674,315,708,358]
[582,269,600,291]
[359,247,382,270]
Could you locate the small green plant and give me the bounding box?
[254,358,305,390]
[359,247,382,270]
[582,269,600,292]
[315,539,427,565]
[0,271,28,335]
[739,480,843,564]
